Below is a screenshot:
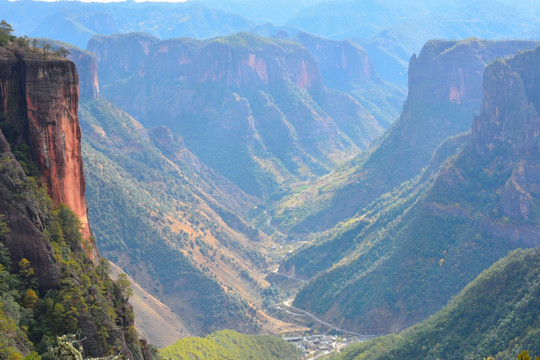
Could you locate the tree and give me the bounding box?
[0,20,13,36]
[18,258,34,278]
[48,335,119,360]
[57,47,70,58]
[114,274,133,302]
[0,20,14,47]
[517,351,540,360]
[42,42,52,54]
[23,289,38,308]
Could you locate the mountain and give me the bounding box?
[285,0,431,40]
[0,40,151,359]
[198,0,325,24]
[333,248,540,360]
[286,44,540,334]
[270,39,539,234]
[95,32,384,197]
[291,31,406,128]
[286,0,540,85]
[0,1,254,49]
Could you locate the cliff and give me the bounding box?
[294,31,376,88]
[473,50,540,221]
[0,47,98,260]
[68,47,100,99]
[0,44,151,359]
[87,33,159,86]
[293,31,405,128]
[139,32,322,91]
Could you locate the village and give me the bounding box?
[283,334,373,359]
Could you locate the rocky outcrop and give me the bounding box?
[408,39,538,106]
[473,50,540,220]
[87,33,159,86]
[0,48,98,260]
[67,47,100,99]
[474,59,540,158]
[295,31,376,88]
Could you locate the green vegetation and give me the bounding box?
[0,20,69,58]
[160,330,301,360]
[293,136,538,333]
[0,165,147,359]
[332,248,540,360]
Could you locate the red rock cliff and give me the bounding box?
[0,48,98,261]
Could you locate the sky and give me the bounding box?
[31,0,190,2]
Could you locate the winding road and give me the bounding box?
[281,298,373,338]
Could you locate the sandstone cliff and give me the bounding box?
[87,33,159,86]
[294,31,376,88]
[0,47,98,260]
[138,33,322,91]
[68,47,100,99]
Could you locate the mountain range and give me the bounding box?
[1,2,540,359]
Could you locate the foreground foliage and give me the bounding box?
[160,330,300,360]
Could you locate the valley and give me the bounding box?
[0,1,539,359]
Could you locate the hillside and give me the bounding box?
[96,32,383,197]
[270,38,538,234]
[333,248,540,360]
[160,330,301,360]
[287,43,540,334]
[79,96,289,335]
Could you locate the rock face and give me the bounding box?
[87,33,159,86]
[473,58,540,158]
[0,48,98,260]
[67,47,100,99]
[139,33,322,91]
[473,51,540,221]
[407,39,536,106]
[294,31,376,88]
